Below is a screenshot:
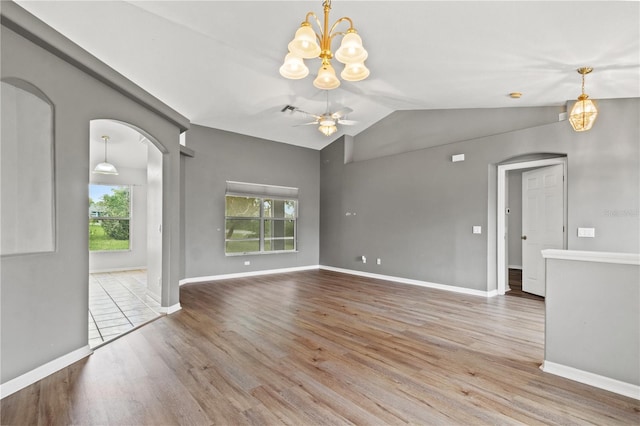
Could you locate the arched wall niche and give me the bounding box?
[1,77,55,256]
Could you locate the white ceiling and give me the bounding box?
[16,0,640,155]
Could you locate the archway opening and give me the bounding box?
[88,119,164,348]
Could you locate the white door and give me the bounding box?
[521,164,564,296]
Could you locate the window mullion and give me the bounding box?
[259,197,265,252]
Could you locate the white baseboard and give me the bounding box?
[0,345,92,400]
[89,266,147,274]
[156,303,182,315]
[320,266,497,298]
[180,265,496,298]
[179,265,320,286]
[542,360,640,400]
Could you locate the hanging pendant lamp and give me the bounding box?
[569,67,598,132]
[93,135,119,175]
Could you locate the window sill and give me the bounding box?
[225,250,299,257]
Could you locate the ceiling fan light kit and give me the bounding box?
[569,67,598,132]
[280,0,369,90]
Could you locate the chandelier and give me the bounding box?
[569,67,598,132]
[279,0,369,90]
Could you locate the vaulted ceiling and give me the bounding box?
[16,1,640,152]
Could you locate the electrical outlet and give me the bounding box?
[577,227,595,238]
[376,258,381,265]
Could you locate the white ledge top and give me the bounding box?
[541,249,640,266]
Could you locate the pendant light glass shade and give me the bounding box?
[569,67,598,132]
[569,95,598,132]
[93,135,119,175]
[93,162,119,175]
[279,53,309,79]
[313,63,340,90]
[335,32,368,64]
[287,24,321,59]
[341,61,370,81]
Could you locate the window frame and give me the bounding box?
[89,184,132,252]
[225,193,298,256]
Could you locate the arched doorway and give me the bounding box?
[88,119,164,347]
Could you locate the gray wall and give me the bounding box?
[1,17,183,383]
[146,143,163,301]
[353,106,565,162]
[320,98,639,291]
[545,257,639,386]
[183,125,320,278]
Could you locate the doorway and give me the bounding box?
[88,119,164,347]
[496,157,567,295]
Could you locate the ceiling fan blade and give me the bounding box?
[294,109,322,120]
[294,121,319,127]
[337,119,357,125]
[331,107,353,119]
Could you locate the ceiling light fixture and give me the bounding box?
[93,135,119,175]
[569,67,598,132]
[280,0,369,90]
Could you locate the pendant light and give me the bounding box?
[569,67,598,132]
[93,135,119,175]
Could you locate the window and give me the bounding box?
[225,182,298,255]
[89,184,131,251]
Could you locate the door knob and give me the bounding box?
[521,235,527,240]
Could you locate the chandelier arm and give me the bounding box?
[329,17,354,37]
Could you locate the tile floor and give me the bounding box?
[89,269,162,348]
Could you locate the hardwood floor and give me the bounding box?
[506,268,545,301]
[2,270,638,425]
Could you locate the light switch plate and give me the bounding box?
[473,226,482,234]
[577,227,595,238]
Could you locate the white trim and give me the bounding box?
[88,266,147,274]
[0,345,92,399]
[497,158,567,295]
[542,249,640,266]
[179,265,320,286]
[508,265,523,270]
[156,303,182,315]
[320,266,497,298]
[542,361,640,400]
[180,264,496,297]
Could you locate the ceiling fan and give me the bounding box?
[282,92,357,136]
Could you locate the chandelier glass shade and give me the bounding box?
[280,0,369,90]
[279,53,309,79]
[569,67,598,132]
[93,135,119,175]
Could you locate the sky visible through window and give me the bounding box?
[90,184,118,202]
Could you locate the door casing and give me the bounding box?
[496,157,567,295]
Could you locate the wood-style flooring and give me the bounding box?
[506,268,545,302]
[2,270,638,425]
